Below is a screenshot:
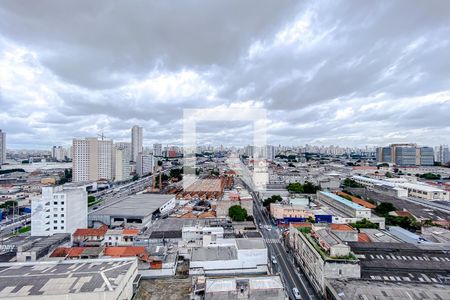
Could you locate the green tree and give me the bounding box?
[374,202,396,216]
[419,173,441,180]
[287,182,320,194]
[342,178,364,188]
[385,172,393,178]
[351,218,379,229]
[229,205,248,221]
[263,195,282,207]
[287,182,303,193]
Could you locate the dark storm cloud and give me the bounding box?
[1,0,450,149]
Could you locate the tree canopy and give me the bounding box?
[263,195,282,207]
[374,202,396,216]
[342,178,364,188]
[228,205,248,221]
[287,181,321,194]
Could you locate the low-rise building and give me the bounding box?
[352,175,450,201]
[72,225,108,246]
[289,224,360,296]
[103,228,140,246]
[192,275,287,300]
[189,238,268,276]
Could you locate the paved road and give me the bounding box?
[250,188,319,300]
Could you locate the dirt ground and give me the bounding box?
[134,277,192,300]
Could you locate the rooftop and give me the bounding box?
[319,191,368,211]
[235,238,266,250]
[0,258,136,298]
[90,194,174,218]
[336,191,376,209]
[73,224,108,237]
[329,279,450,300]
[205,276,283,293]
[191,246,238,261]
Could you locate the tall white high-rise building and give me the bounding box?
[113,144,132,182]
[153,143,162,157]
[136,153,155,176]
[52,146,65,162]
[131,125,143,162]
[31,185,87,236]
[0,129,5,165]
[72,138,113,182]
[266,145,275,161]
[436,145,450,165]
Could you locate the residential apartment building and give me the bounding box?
[31,185,87,236]
[131,125,143,162]
[113,144,132,182]
[265,145,276,161]
[72,138,113,182]
[51,146,66,161]
[376,143,434,166]
[153,143,162,157]
[0,129,5,165]
[436,144,450,165]
[136,153,155,176]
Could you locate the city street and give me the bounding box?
[251,189,319,300]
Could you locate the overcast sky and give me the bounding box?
[1,0,450,149]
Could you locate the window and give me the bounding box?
[53,214,57,217]
[54,220,57,224]
[61,201,65,205]
[60,226,64,230]
[53,226,57,230]
[61,220,64,223]
[61,214,64,217]
[61,208,64,211]
[53,201,58,205]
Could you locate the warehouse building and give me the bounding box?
[190,238,268,275]
[88,194,176,227]
[352,175,449,201]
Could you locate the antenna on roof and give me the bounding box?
[97,132,107,141]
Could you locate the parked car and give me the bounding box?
[292,287,301,300]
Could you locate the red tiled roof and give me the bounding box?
[104,246,148,259]
[336,192,376,209]
[330,224,354,231]
[358,233,371,243]
[67,247,87,257]
[73,225,108,237]
[393,211,413,217]
[50,247,69,257]
[50,247,87,258]
[122,229,139,235]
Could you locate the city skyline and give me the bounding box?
[1,1,450,149]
